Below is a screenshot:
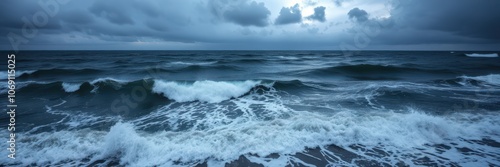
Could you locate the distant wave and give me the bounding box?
[217,58,267,64]
[169,61,218,66]
[465,53,498,58]
[10,78,132,95]
[461,74,500,86]
[0,70,36,79]
[62,83,82,93]
[298,64,454,80]
[277,56,299,60]
[13,79,308,103]
[18,68,103,79]
[152,80,262,103]
[322,64,448,73]
[176,64,241,71]
[89,77,128,85]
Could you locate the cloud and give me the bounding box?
[1,0,499,50]
[347,8,368,22]
[60,10,94,24]
[89,1,134,25]
[303,0,318,7]
[275,4,302,25]
[306,6,326,22]
[145,20,168,32]
[389,0,500,40]
[342,0,500,48]
[333,0,349,7]
[223,1,271,27]
[308,27,319,34]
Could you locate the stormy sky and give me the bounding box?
[0,0,499,50]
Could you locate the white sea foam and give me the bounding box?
[2,81,499,166]
[3,109,499,166]
[462,74,500,86]
[465,53,498,58]
[89,77,129,93]
[277,56,300,60]
[152,80,261,103]
[90,77,128,85]
[62,82,82,92]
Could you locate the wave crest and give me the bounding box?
[465,53,498,58]
[461,74,500,86]
[62,83,82,93]
[152,80,261,103]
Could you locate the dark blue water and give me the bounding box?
[1,51,499,166]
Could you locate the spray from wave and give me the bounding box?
[152,80,261,103]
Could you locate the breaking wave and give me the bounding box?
[465,53,499,58]
[152,80,262,103]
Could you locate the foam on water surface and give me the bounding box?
[62,82,82,92]
[465,53,499,58]
[152,80,261,103]
[2,84,499,166]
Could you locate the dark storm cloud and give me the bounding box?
[146,21,168,32]
[275,4,302,25]
[0,0,204,46]
[0,1,63,31]
[306,6,326,22]
[223,1,271,27]
[342,0,500,48]
[1,0,499,50]
[134,2,161,18]
[89,1,134,25]
[347,8,368,22]
[60,10,94,24]
[333,0,349,7]
[389,0,500,41]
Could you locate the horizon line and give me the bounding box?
[1,49,500,52]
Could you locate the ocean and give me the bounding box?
[1,51,499,166]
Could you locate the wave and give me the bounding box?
[152,80,262,103]
[3,109,499,166]
[18,68,103,79]
[433,74,500,88]
[89,77,129,85]
[148,64,242,74]
[62,83,82,93]
[277,56,300,60]
[334,64,450,73]
[11,78,319,103]
[0,70,36,79]
[460,74,500,86]
[465,53,499,58]
[299,64,454,80]
[217,58,267,64]
[13,78,135,95]
[168,61,218,66]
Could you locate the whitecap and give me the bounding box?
[169,61,218,66]
[465,53,498,58]
[462,74,500,86]
[4,109,499,166]
[152,80,261,103]
[0,70,36,80]
[62,82,82,93]
[89,77,128,85]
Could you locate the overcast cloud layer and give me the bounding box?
[0,0,499,50]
